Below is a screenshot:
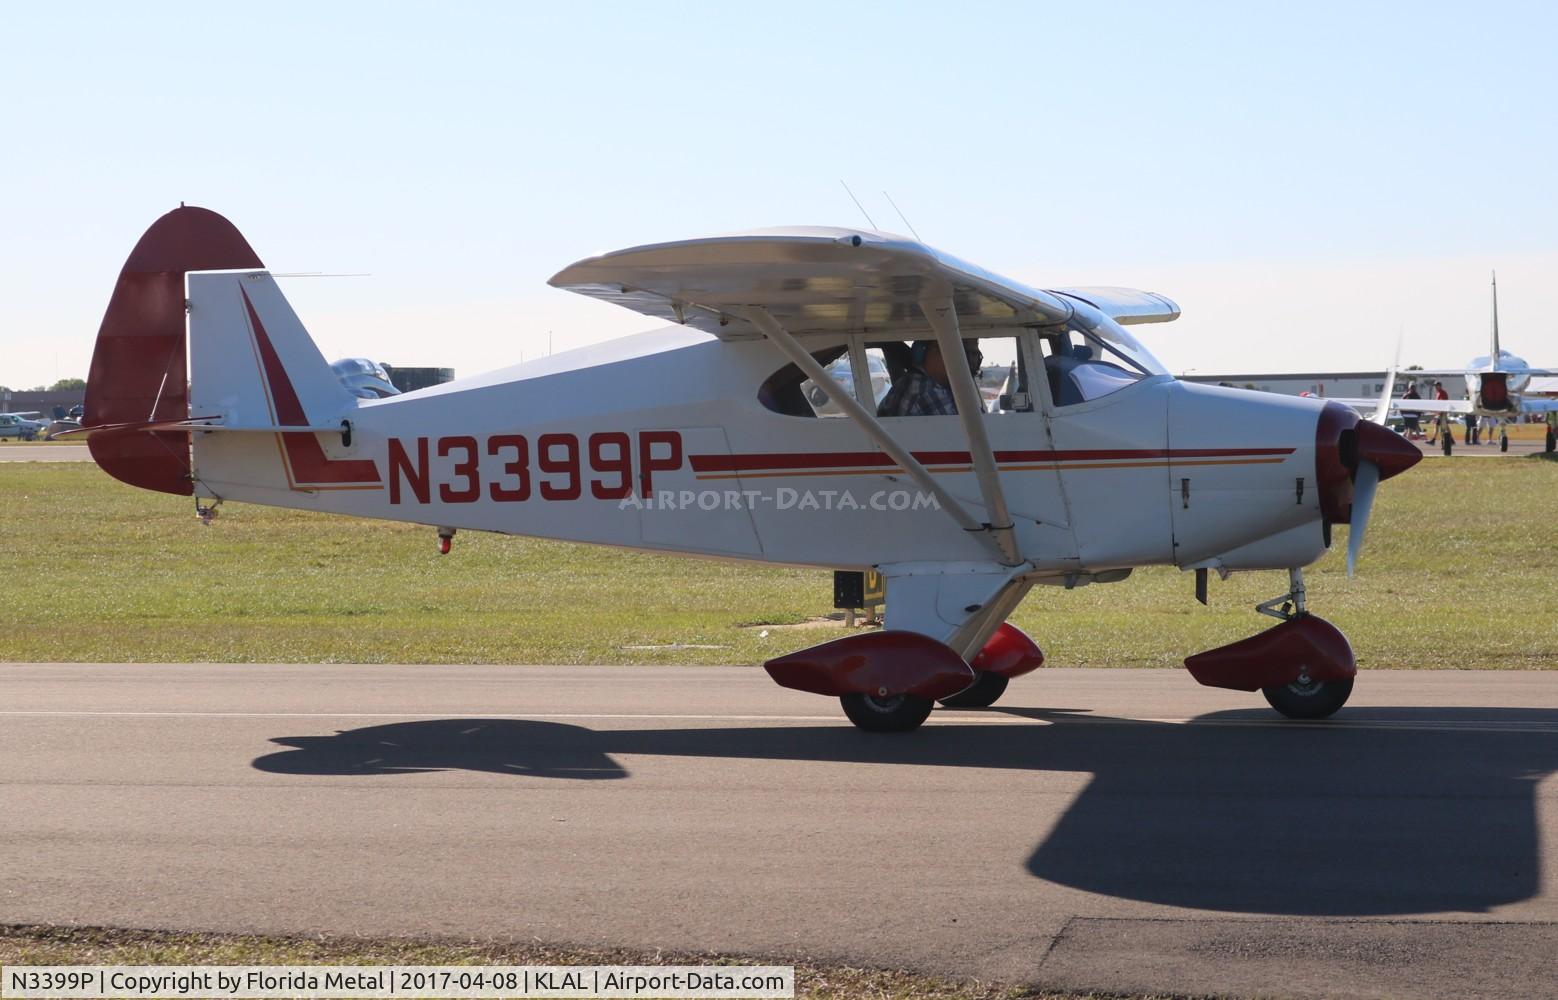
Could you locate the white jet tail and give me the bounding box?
[1489,270,1502,368]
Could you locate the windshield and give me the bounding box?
[1079,313,1168,376]
[1040,315,1168,406]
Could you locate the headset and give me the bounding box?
[910,339,983,369]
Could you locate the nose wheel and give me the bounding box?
[1185,569,1357,720]
[1262,675,1354,719]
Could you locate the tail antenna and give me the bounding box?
[882,190,923,242]
[839,181,878,231]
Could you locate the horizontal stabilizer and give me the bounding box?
[59,417,344,438]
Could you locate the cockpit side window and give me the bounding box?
[869,336,1025,416]
[1039,325,1151,406]
[758,337,1033,417]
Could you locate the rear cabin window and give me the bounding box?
[758,339,1026,417]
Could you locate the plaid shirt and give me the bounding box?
[876,371,958,417]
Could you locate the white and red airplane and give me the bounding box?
[77,207,1421,732]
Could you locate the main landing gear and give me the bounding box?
[840,692,936,732]
[764,623,1045,732]
[1183,569,1357,720]
[937,670,1010,708]
[834,650,1017,731]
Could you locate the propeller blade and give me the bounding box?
[1347,458,1381,577]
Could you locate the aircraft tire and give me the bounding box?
[1500,434,1509,452]
[937,671,1010,708]
[1262,677,1353,720]
[1547,428,1556,453]
[840,692,934,732]
[1442,435,1453,457]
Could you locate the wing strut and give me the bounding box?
[738,307,1004,560]
[919,291,1022,565]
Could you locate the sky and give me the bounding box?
[2,1,1556,389]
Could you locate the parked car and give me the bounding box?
[0,413,46,440]
[44,418,81,440]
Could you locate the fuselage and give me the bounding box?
[190,326,1353,580]
[1464,351,1533,415]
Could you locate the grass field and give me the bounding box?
[1,459,1554,669]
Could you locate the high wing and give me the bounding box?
[1404,365,1557,378]
[1334,393,1557,416]
[549,227,1177,339]
[1321,367,1398,424]
[1297,391,1552,416]
[1390,368,1474,378]
[1051,287,1181,325]
[1393,398,1475,415]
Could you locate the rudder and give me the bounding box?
[85,207,263,495]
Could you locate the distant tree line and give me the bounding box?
[0,378,86,392]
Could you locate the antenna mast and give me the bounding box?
[839,181,878,230]
[882,190,923,241]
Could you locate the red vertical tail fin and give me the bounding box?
[85,206,263,495]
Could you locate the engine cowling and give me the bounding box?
[1477,373,1513,411]
[1314,402,1421,525]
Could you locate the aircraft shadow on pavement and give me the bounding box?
[253,707,1558,917]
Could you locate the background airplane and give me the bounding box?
[1375,274,1555,454]
[1204,274,1557,455]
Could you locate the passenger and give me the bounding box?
[877,339,981,417]
[1431,381,1450,444]
[1402,382,1422,439]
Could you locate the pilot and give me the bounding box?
[877,339,982,417]
[1430,380,1450,442]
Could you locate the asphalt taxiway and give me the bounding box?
[0,444,90,462]
[1410,434,1551,457]
[2,664,1555,998]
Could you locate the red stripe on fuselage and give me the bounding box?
[242,287,381,487]
[687,447,1295,473]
